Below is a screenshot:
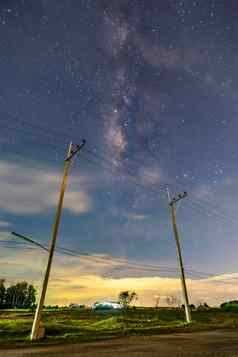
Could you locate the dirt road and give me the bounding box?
[1,329,238,356]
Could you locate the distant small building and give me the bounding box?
[91,301,121,311]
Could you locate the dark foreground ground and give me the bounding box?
[1,329,238,357]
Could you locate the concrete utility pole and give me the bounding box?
[168,190,191,323]
[30,140,86,341]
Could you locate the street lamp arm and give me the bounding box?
[11,231,48,252]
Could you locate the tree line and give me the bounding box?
[0,279,36,309]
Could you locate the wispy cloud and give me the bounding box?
[139,166,161,185]
[135,35,203,72]
[0,161,92,215]
[0,220,11,228]
[126,213,149,221]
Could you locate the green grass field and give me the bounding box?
[0,308,238,346]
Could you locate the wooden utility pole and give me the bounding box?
[30,140,86,341]
[168,190,191,323]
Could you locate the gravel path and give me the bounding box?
[1,329,238,356]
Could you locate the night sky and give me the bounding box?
[0,0,238,306]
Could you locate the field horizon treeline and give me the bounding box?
[1,279,238,312]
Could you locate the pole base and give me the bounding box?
[30,327,45,341]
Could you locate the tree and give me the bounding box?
[5,285,16,308]
[197,302,210,311]
[0,279,6,308]
[118,290,138,309]
[154,295,160,309]
[5,281,36,308]
[166,295,180,307]
[24,284,36,308]
[15,282,28,308]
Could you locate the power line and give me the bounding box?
[0,113,169,193]
[1,124,66,155]
[0,115,168,201]
[0,234,214,279]
[1,112,237,220]
[166,178,238,224]
[188,199,238,226]
[178,200,237,232]
[1,113,238,287]
[0,241,234,284]
[4,112,236,223]
[1,117,238,237]
[191,196,238,222]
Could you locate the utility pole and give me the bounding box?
[168,190,191,323]
[30,140,86,341]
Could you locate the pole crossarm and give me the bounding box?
[169,191,188,206]
[65,139,86,162]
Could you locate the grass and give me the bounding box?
[0,308,238,346]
